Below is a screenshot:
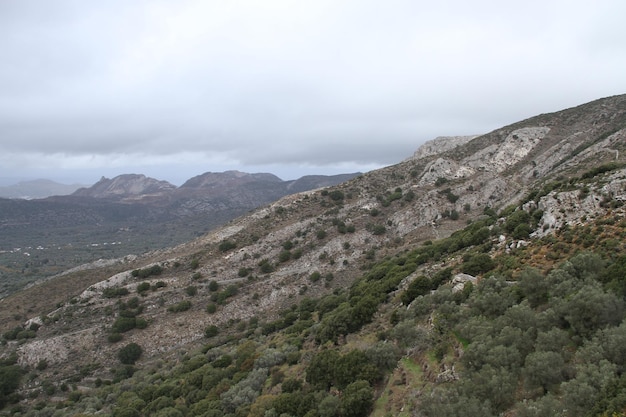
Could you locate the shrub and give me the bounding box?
[278,250,292,263]
[329,190,345,201]
[103,287,130,298]
[259,259,274,273]
[168,301,192,313]
[218,240,237,252]
[185,286,198,296]
[206,303,217,314]
[368,224,386,235]
[208,280,219,292]
[204,325,219,338]
[462,253,495,275]
[108,333,123,343]
[112,317,139,333]
[136,282,150,294]
[131,264,163,278]
[118,343,142,365]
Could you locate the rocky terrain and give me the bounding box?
[1,94,626,416]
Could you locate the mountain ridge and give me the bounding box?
[1,93,626,416]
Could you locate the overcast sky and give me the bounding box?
[1,0,625,185]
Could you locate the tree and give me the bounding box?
[401,275,431,304]
[523,351,565,393]
[0,364,23,409]
[461,253,495,275]
[340,380,374,417]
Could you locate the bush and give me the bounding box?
[218,240,237,252]
[462,253,495,276]
[136,282,150,294]
[204,325,219,338]
[118,343,142,365]
[131,265,163,279]
[112,317,139,333]
[278,250,292,263]
[167,301,192,313]
[108,333,123,343]
[206,303,217,314]
[329,190,345,201]
[185,286,198,296]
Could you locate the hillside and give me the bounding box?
[0,171,359,297]
[1,94,626,416]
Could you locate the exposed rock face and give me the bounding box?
[464,127,550,173]
[73,174,176,199]
[410,135,478,160]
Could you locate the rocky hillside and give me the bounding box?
[1,94,626,416]
[72,174,177,200]
[0,171,360,298]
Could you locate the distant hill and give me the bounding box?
[0,179,87,199]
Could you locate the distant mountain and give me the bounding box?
[0,170,361,295]
[72,174,177,200]
[180,170,283,189]
[0,179,87,199]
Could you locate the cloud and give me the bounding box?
[1,0,625,184]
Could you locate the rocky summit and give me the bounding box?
[1,94,626,416]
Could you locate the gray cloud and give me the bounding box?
[1,0,625,184]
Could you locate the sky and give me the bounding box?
[1,0,625,186]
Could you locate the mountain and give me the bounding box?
[0,171,361,297]
[72,174,177,200]
[0,179,86,199]
[1,94,626,416]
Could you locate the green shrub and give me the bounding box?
[167,301,192,313]
[108,333,123,343]
[218,240,237,252]
[204,325,219,338]
[118,343,142,365]
[278,250,292,263]
[136,282,150,294]
[103,287,130,298]
[131,264,163,279]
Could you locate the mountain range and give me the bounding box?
[1,94,625,416]
[0,171,360,297]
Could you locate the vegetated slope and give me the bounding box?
[1,94,626,416]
